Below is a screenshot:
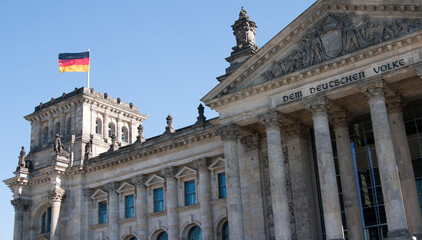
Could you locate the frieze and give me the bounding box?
[262,13,421,81]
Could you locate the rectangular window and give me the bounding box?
[185,180,196,206]
[98,201,107,224]
[154,188,164,212]
[218,173,226,199]
[125,195,134,218]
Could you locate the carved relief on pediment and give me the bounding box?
[261,13,421,81]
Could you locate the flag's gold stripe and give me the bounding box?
[59,65,89,73]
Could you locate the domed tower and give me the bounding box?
[218,7,259,82]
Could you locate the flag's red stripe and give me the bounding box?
[59,58,89,67]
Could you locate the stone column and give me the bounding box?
[83,188,95,240]
[216,124,245,240]
[48,188,65,240]
[258,111,292,240]
[386,94,422,238]
[162,167,179,240]
[359,79,413,240]
[304,96,344,240]
[103,113,109,138]
[331,110,364,240]
[282,122,318,240]
[132,174,148,238]
[11,198,31,240]
[195,158,213,240]
[105,182,120,240]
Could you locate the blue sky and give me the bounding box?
[0,1,315,238]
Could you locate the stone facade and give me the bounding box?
[5,1,422,240]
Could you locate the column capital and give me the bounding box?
[304,96,329,118]
[240,134,260,152]
[132,174,148,188]
[386,94,405,114]
[216,124,240,141]
[194,158,209,172]
[11,198,31,212]
[161,166,178,179]
[83,188,95,198]
[104,182,119,195]
[330,109,351,128]
[259,110,282,130]
[282,122,308,138]
[48,188,65,202]
[359,79,387,102]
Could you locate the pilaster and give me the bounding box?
[132,174,148,238]
[48,188,65,240]
[161,166,179,240]
[11,198,31,240]
[194,158,213,240]
[104,182,120,240]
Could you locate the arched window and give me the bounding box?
[41,207,52,234]
[128,237,137,240]
[43,127,49,144]
[95,119,102,135]
[55,122,61,135]
[157,232,168,240]
[108,123,115,138]
[188,226,202,240]
[121,127,128,143]
[222,222,229,240]
[66,117,71,135]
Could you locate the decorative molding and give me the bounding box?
[132,174,148,188]
[216,124,240,141]
[83,188,95,198]
[48,188,65,202]
[11,198,31,212]
[259,111,282,130]
[330,109,351,128]
[90,189,108,200]
[116,182,135,194]
[104,182,119,195]
[304,96,329,117]
[161,166,178,179]
[194,158,209,172]
[386,94,405,114]
[358,79,387,102]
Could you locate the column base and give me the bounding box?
[386,229,416,240]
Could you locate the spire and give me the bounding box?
[217,7,259,82]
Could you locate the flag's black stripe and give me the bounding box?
[59,52,89,60]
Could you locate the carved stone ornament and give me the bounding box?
[104,182,119,194]
[11,198,31,211]
[259,111,282,130]
[136,124,145,143]
[417,67,422,79]
[282,122,308,138]
[262,14,421,81]
[194,158,208,171]
[330,109,351,128]
[304,96,329,117]
[164,114,175,134]
[161,166,178,179]
[54,134,70,158]
[216,124,240,141]
[48,188,65,202]
[195,104,206,125]
[109,134,119,152]
[232,7,259,54]
[386,94,405,114]
[359,79,387,101]
[240,134,259,152]
[83,188,95,197]
[132,174,148,188]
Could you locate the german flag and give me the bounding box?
[58,52,89,73]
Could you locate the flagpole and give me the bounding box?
[87,49,91,88]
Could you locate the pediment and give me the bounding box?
[144,174,165,187]
[175,166,197,180]
[116,182,135,193]
[91,189,108,200]
[202,0,422,108]
[208,157,225,171]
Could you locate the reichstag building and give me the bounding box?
[5,0,422,239]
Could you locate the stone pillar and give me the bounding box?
[282,122,318,240]
[195,158,213,240]
[103,113,109,138]
[331,110,364,240]
[162,167,179,240]
[11,198,31,240]
[132,174,148,238]
[83,188,95,240]
[216,124,245,240]
[105,182,120,240]
[386,94,422,238]
[48,188,65,240]
[258,111,292,240]
[359,79,413,240]
[116,118,121,143]
[304,96,344,240]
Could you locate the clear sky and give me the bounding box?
[0,1,315,238]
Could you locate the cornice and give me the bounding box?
[206,31,422,110]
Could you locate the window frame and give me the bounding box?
[98,201,108,224]
[184,180,196,206]
[218,172,226,199]
[153,188,164,212]
[41,206,52,234]
[124,194,135,218]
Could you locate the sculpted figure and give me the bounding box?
[18,146,26,168]
[54,134,70,158]
[308,27,325,65]
[342,16,366,53]
[84,138,93,160]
